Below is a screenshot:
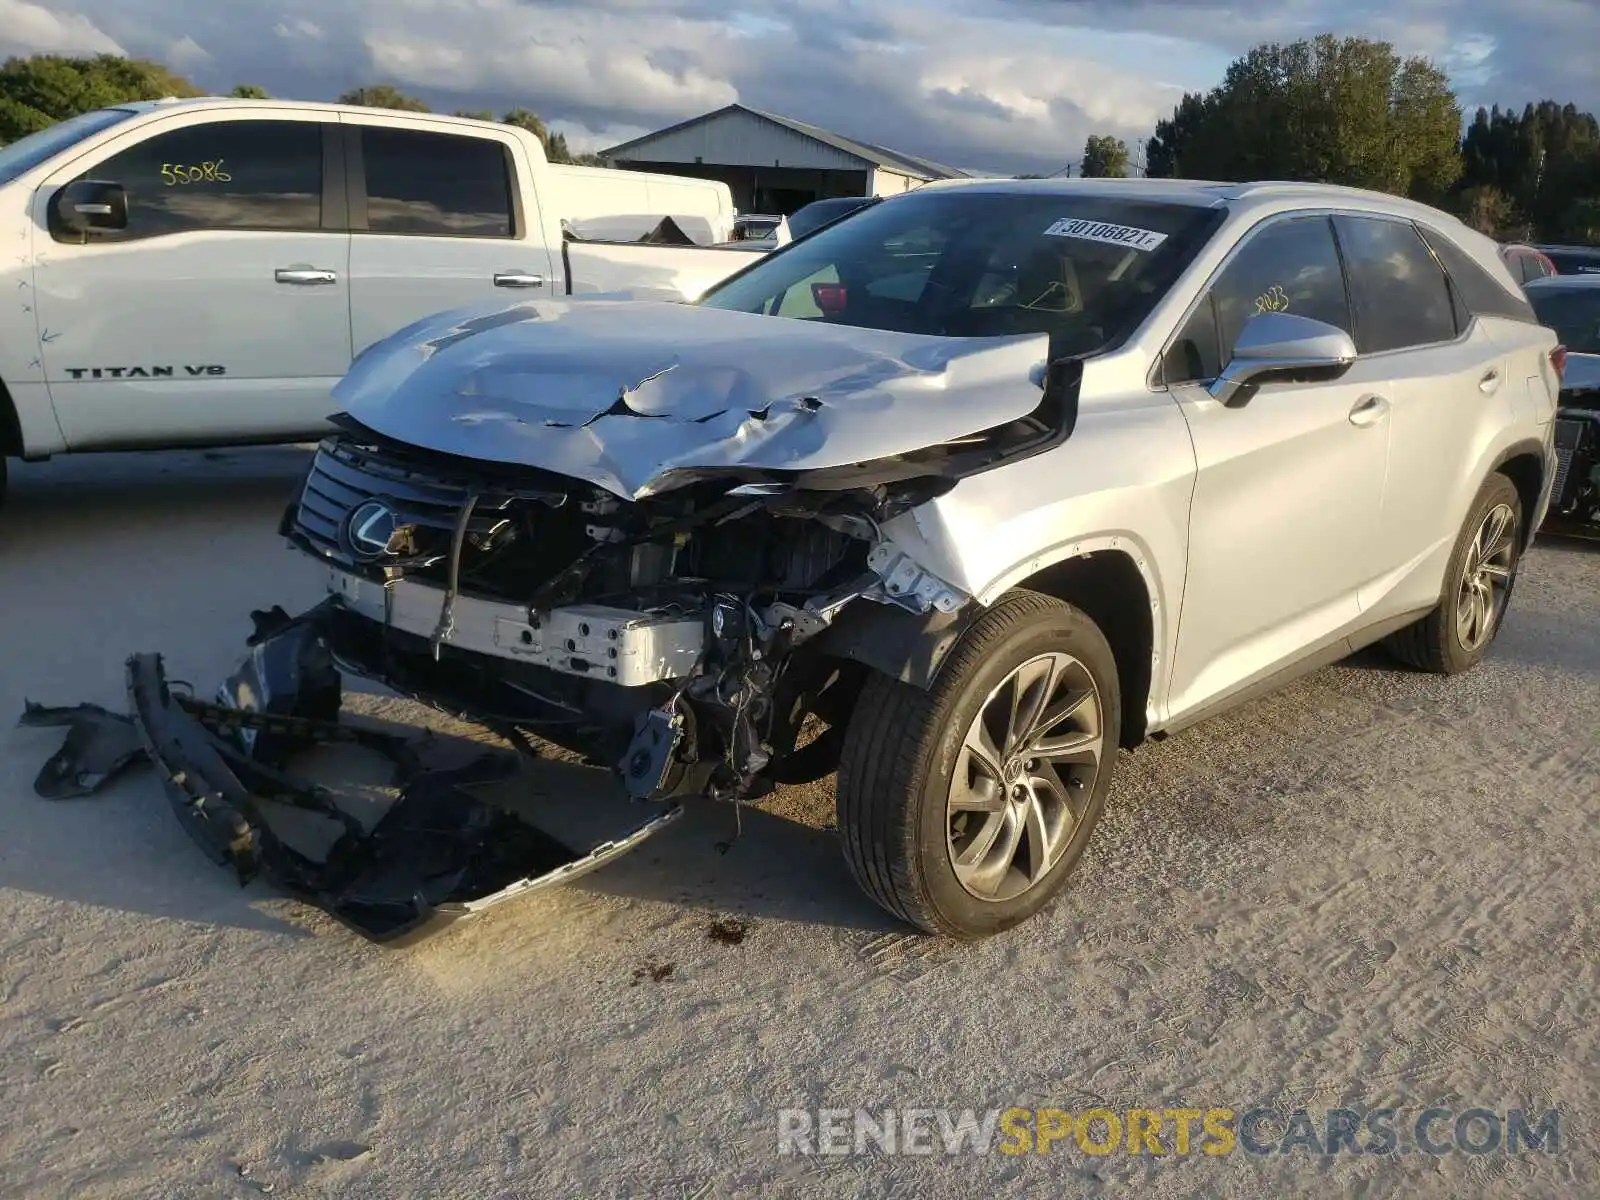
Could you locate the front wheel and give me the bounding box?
[835,589,1120,939]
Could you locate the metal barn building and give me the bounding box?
[600,104,969,215]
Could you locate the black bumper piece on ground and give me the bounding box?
[19,651,681,947]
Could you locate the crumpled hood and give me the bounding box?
[332,297,1049,499]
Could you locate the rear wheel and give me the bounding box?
[835,589,1120,939]
[1383,472,1523,673]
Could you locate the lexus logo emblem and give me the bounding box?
[345,500,401,560]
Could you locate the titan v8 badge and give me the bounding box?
[62,365,228,379]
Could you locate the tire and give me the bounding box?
[835,588,1121,939]
[1382,471,1524,674]
[0,456,7,513]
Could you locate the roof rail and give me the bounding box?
[1219,180,1463,219]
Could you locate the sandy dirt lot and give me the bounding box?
[1,447,1596,1199]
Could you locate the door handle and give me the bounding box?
[1348,393,1390,427]
[275,267,338,285]
[494,271,545,288]
[1479,367,1502,394]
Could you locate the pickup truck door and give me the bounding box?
[342,117,558,358]
[1159,212,1392,721]
[31,109,352,448]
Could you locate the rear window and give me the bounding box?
[1416,225,1538,324]
[358,126,515,237]
[1528,286,1600,354]
[787,197,874,240]
[697,190,1225,358]
[1543,249,1600,276]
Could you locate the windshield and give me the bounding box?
[1529,286,1600,354]
[0,108,140,187]
[697,189,1224,357]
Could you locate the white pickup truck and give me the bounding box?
[0,97,769,499]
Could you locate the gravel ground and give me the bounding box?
[1,447,1595,1200]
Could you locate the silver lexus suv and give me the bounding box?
[214,179,1564,942]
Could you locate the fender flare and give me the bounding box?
[812,536,1170,697]
[1484,434,1554,551]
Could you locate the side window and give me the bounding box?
[359,127,514,237]
[1416,225,1538,324]
[1333,216,1459,352]
[67,119,324,241]
[1163,215,1350,385]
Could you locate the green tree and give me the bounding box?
[1559,197,1600,243]
[1458,184,1516,238]
[500,106,574,163]
[1144,35,1462,200]
[337,84,430,112]
[230,83,270,99]
[453,109,494,121]
[1080,134,1130,178]
[1146,93,1208,179]
[0,53,201,143]
[1456,100,1600,242]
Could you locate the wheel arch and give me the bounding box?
[814,543,1160,750]
[0,375,22,457]
[1011,549,1156,748]
[1487,438,1549,549]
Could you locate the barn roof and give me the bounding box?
[602,104,970,181]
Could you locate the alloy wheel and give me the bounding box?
[946,651,1104,902]
[1456,501,1518,653]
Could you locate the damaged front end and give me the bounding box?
[23,300,1085,945]
[277,417,988,808]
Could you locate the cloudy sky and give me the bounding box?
[5,0,1597,175]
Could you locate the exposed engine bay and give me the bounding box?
[279,419,977,805]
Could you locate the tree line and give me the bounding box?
[1080,33,1598,246]
[0,53,604,166]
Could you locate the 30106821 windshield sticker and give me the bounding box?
[1043,218,1169,251]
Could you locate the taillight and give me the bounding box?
[1551,345,1567,382]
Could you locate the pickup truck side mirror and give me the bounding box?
[1208,311,1357,407]
[52,179,129,237]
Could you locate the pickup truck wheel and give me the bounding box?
[1382,471,1523,674]
[835,589,1120,939]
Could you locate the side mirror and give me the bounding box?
[52,179,128,236]
[1208,311,1357,407]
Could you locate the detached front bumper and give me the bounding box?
[20,630,683,947]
